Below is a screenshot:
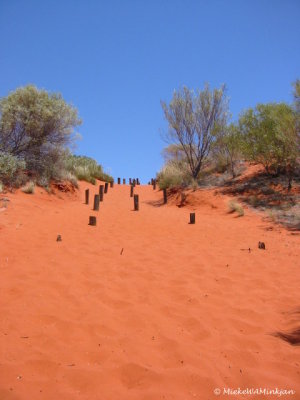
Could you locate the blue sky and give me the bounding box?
[0,0,299,182]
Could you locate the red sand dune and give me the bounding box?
[0,182,299,399]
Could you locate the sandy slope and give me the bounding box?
[0,182,299,400]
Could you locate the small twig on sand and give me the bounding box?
[120,248,124,255]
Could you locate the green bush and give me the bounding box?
[238,103,298,175]
[0,152,26,185]
[64,154,113,184]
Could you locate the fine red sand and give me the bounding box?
[0,181,299,399]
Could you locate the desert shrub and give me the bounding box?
[0,182,3,193]
[228,200,244,216]
[21,181,35,194]
[0,152,26,185]
[64,154,113,184]
[238,103,299,175]
[249,195,260,208]
[0,85,81,157]
[212,124,242,177]
[157,161,193,189]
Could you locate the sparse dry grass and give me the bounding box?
[21,181,35,194]
[228,200,244,216]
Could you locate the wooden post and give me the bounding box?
[104,182,109,193]
[118,178,121,184]
[110,181,114,188]
[134,194,139,211]
[85,189,89,204]
[163,188,167,204]
[89,216,97,226]
[190,213,195,224]
[123,178,126,184]
[93,194,100,211]
[129,178,132,185]
[132,179,136,187]
[137,178,140,185]
[130,185,134,197]
[99,185,104,201]
[153,180,156,190]
[151,178,154,185]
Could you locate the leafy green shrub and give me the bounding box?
[0,85,81,157]
[228,200,244,216]
[238,103,298,175]
[21,181,35,194]
[0,152,26,185]
[64,154,113,184]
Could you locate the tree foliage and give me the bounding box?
[161,84,229,178]
[213,124,242,177]
[0,85,81,158]
[238,103,298,174]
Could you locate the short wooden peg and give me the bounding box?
[134,194,139,211]
[99,185,104,201]
[85,189,89,204]
[93,194,100,211]
[163,188,167,204]
[89,216,97,226]
[190,213,195,224]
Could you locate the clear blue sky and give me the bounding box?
[0,0,299,182]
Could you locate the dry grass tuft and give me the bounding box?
[228,200,244,216]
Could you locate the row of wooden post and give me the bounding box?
[86,181,113,226]
[86,178,196,225]
[117,178,140,185]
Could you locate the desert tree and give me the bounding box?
[161,84,229,179]
[238,103,298,188]
[213,124,242,178]
[0,85,81,167]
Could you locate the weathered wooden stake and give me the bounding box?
[118,178,121,184]
[123,178,126,184]
[132,179,136,187]
[129,178,132,185]
[130,185,134,197]
[110,181,114,188]
[153,181,156,190]
[163,188,167,204]
[85,189,89,204]
[89,216,97,226]
[137,178,140,185]
[151,178,154,185]
[190,213,195,224]
[93,194,100,211]
[99,185,104,201]
[134,194,139,211]
[104,182,109,193]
